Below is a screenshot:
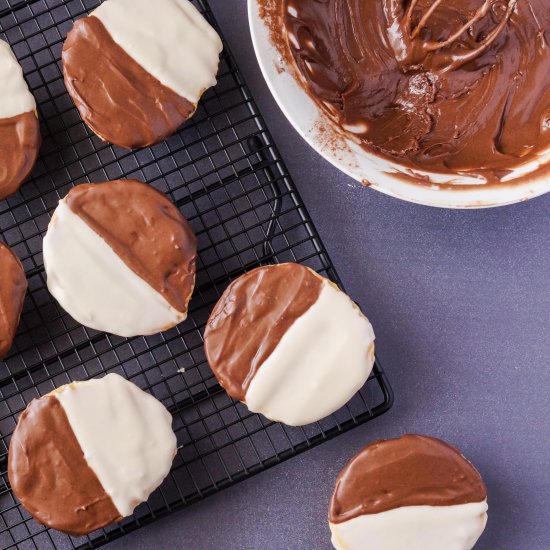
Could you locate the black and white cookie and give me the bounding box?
[329,435,488,550]
[0,39,41,200]
[204,263,376,426]
[62,0,223,148]
[0,242,27,360]
[43,180,197,337]
[9,373,177,536]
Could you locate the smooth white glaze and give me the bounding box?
[244,280,375,426]
[92,0,223,103]
[0,39,36,119]
[43,199,184,337]
[329,502,488,550]
[55,373,177,517]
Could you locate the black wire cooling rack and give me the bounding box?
[0,0,393,548]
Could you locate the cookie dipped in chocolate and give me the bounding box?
[44,179,197,337]
[205,263,323,401]
[8,374,177,536]
[0,113,41,201]
[0,40,41,200]
[62,16,194,149]
[62,0,222,149]
[66,179,197,313]
[0,243,27,360]
[330,434,487,523]
[8,396,121,536]
[204,263,376,426]
[283,0,550,181]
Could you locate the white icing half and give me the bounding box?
[329,502,488,550]
[0,39,36,119]
[43,199,184,337]
[92,0,223,103]
[55,373,177,517]
[244,280,375,426]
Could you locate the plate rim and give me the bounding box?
[247,0,550,209]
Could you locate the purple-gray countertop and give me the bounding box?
[108,1,550,548]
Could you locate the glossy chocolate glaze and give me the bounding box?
[329,435,487,523]
[284,0,550,180]
[62,16,195,149]
[0,112,41,200]
[204,263,322,401]
[66,179,196,313]
[0,243,27,360]
[8,395,121,536]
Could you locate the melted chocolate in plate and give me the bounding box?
[249,0,550,208]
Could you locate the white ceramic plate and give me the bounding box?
[248,0,550,208]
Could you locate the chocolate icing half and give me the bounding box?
[282,0,550,181]
[66,179,197,313]
[329,434,487,523]
[8,395,121,536]
[204,263,322,401]
[62,16,195,149]
[0,112,41,200]
[0,243,27,360]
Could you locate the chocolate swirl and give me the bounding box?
[283,0,550,181]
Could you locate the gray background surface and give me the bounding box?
[109,1,550,548]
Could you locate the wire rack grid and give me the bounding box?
[0,0,393,548]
